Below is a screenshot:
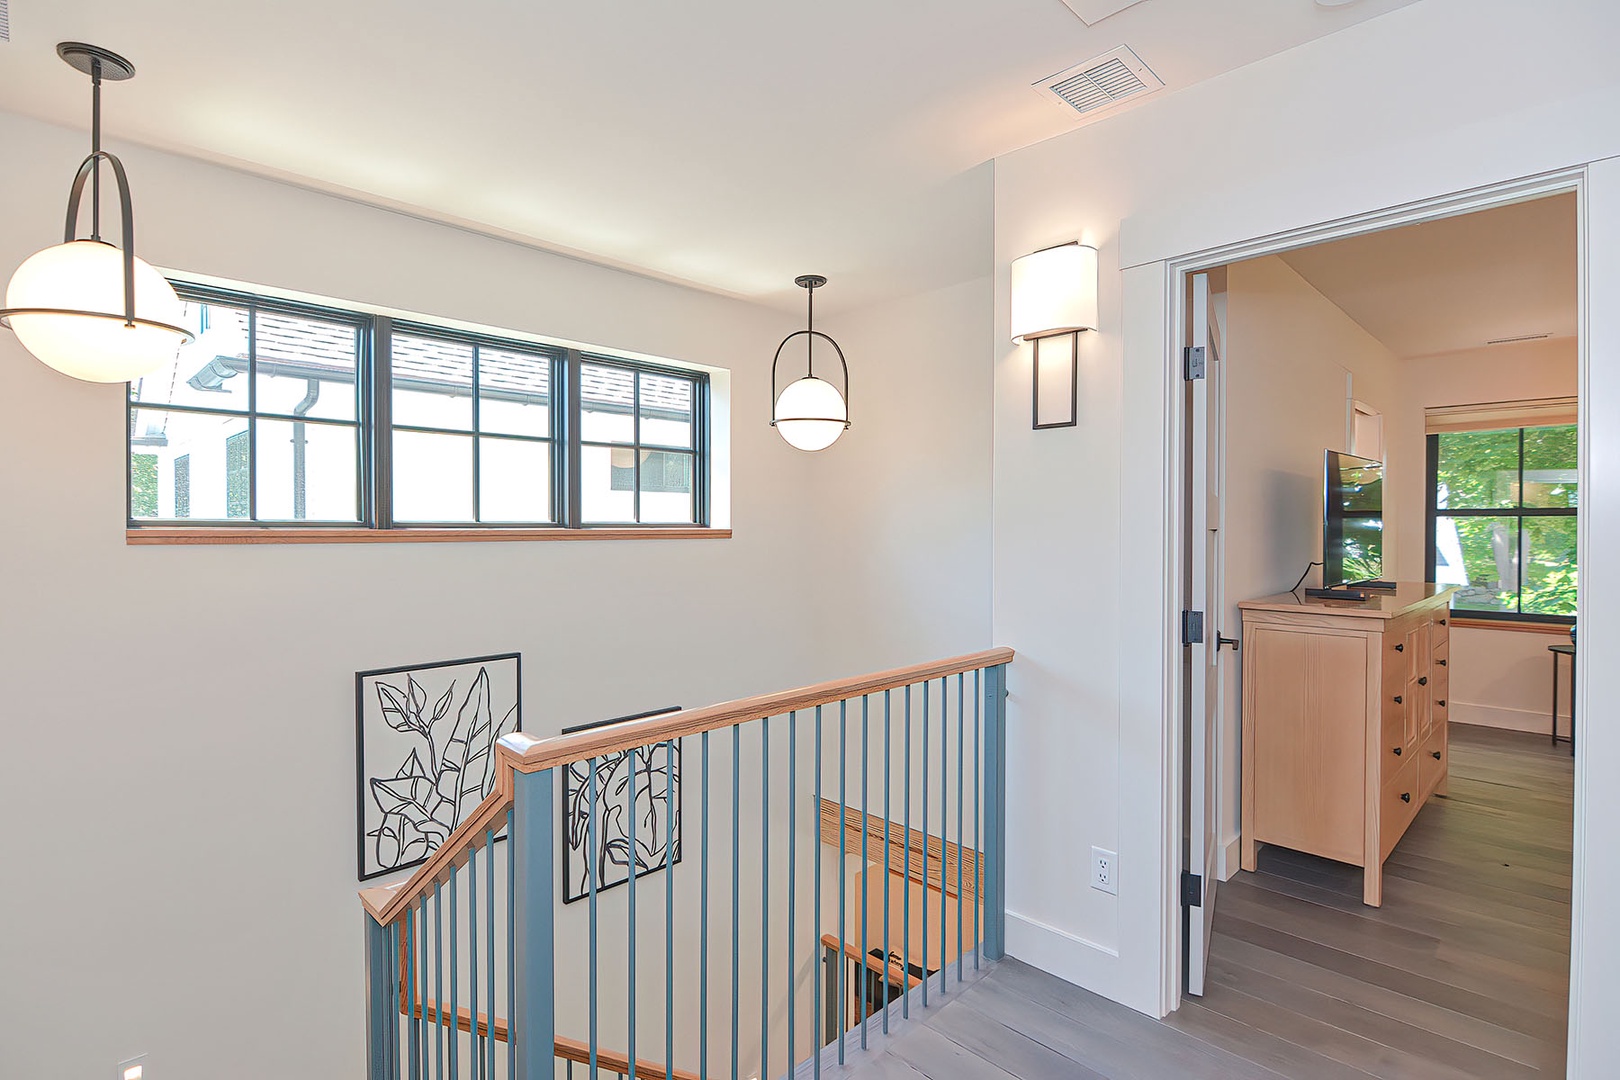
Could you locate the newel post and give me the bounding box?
[512,766,557,1078]
[364,914,398,1080]
[982,663,1008,961]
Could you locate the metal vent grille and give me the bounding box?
[1487,333,1553,346]
[1034,45,1163,119]
[1,1,10,43]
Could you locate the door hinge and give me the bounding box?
[1182,870,1203,907]
[1183,345,1206,380]
[1181,610,1204,646]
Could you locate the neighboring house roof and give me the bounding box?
[142,300,695,418]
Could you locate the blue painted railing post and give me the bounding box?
[981,664,1008,961]
[512,767,557,1079]
[364,914,397,1080]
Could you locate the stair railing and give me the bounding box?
[360,647,1012,1079]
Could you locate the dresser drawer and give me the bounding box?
[1421,723,1448,797]
[1380,755,1421,860]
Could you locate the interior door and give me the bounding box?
[1183,268,1226,997]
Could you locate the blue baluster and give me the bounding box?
[882,689,892,1033]
[902,686,912,1021]
[957,673,965,983]
[701,732,710,1080]
[812,706,823,1080]
[628,747,638,1080]
[590,758,600,1079]
[921,680,929,1009]
[731,725,741,1080]
[666,738,676,1080]
[435,883,444,1080]
[859,694,870,1049]
[787,711,797,1074]
[469,844,479,1080]
[760,717,770,1080]
[983,665,1007,961]
[973,668,981,968]
[837,698,847,1063]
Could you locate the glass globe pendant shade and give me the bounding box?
[4,240,188,383]
[773,375,848,452]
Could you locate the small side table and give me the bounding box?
[1549,644,1576,756]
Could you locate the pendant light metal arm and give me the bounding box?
[62,149,138,328]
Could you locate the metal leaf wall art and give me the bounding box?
[356,654,521,880]
[562,740,682,903]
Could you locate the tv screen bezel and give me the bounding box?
[1322,449,1385,589]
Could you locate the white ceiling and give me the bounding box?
[0,0,1418,313]
[1277,193,1578,360]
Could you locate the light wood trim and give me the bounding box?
[1448,616,1575,636]
[403,1000,698,1080]
[817,799,980,900]
[505,648,1015,773]
[819,933,922,989]
[363,772,515,925]
[128,526,731,546]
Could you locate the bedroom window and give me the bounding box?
[1426,421,1577,622]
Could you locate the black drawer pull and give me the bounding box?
[1438,699,1446,707]
[1395,643,1404,652]
[1401,792,1412,803]
[1393,746,1402,756]
[1432,751,1442,760]
[1394,695,1403,704]
[1418,676,1428,686]
[1438,659,1447,667]
[1441,618,1448,626]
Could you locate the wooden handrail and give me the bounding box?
[501,647,1015,774]
[820,933,922,989]
[407,999,698,1080]
[362,646,1013,928]
[361,781,514,926]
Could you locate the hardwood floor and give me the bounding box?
[820,723,1572,1079]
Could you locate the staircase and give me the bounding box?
[359,648,1013,1079]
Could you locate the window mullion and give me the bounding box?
[632,373,642,524]
[247,305,258,522]
[565,349,583,528]
[1517,427,1527,615]
[373,316,395,529]
[472,343,482,524]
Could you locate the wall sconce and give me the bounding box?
[1011,242,1098,429]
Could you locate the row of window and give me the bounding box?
[1426,423,1577,622]
[127,285,710,529]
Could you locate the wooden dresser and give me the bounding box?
[1238,583,1456,906]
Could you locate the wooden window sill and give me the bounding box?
[1447,616,1574,635]
[127,527,731,546]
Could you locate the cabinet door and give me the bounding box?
[1249,626,1369,864]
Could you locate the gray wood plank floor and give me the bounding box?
[820,723,1572,1079]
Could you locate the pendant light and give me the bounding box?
[770,274,850,452]
[0,43,193,383]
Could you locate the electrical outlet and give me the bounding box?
[117,1056,148,1080]
[1091,846,1117,895]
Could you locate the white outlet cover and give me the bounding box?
[1091,846,1118,895]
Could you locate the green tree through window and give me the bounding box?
[1428,423,1576,620]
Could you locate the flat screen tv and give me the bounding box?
[1323,450,1384,588]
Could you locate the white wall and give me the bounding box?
[1393,338,1580,735]
[993,3,1620,1065]
[0,105,993,1079]
[813,270,996,672]
[1218,255,1404,874]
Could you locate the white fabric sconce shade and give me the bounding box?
[1010,242,1098,343]
[1012,242,1097,429]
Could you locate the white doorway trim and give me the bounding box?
[1152,166,1589,1028]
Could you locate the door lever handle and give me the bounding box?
[1217,635,1241,652]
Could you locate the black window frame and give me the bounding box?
[127,283,370,528]
[1424,425,1577,625]
[125,282,712,532]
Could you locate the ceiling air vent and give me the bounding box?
[1487,333,1553,346]
[1034,45,1162,121]
[1,1,10,43]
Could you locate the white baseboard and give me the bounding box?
[1450,700,1563,735]
[1217,834,1242,881]
[1005,909,1120,1003]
